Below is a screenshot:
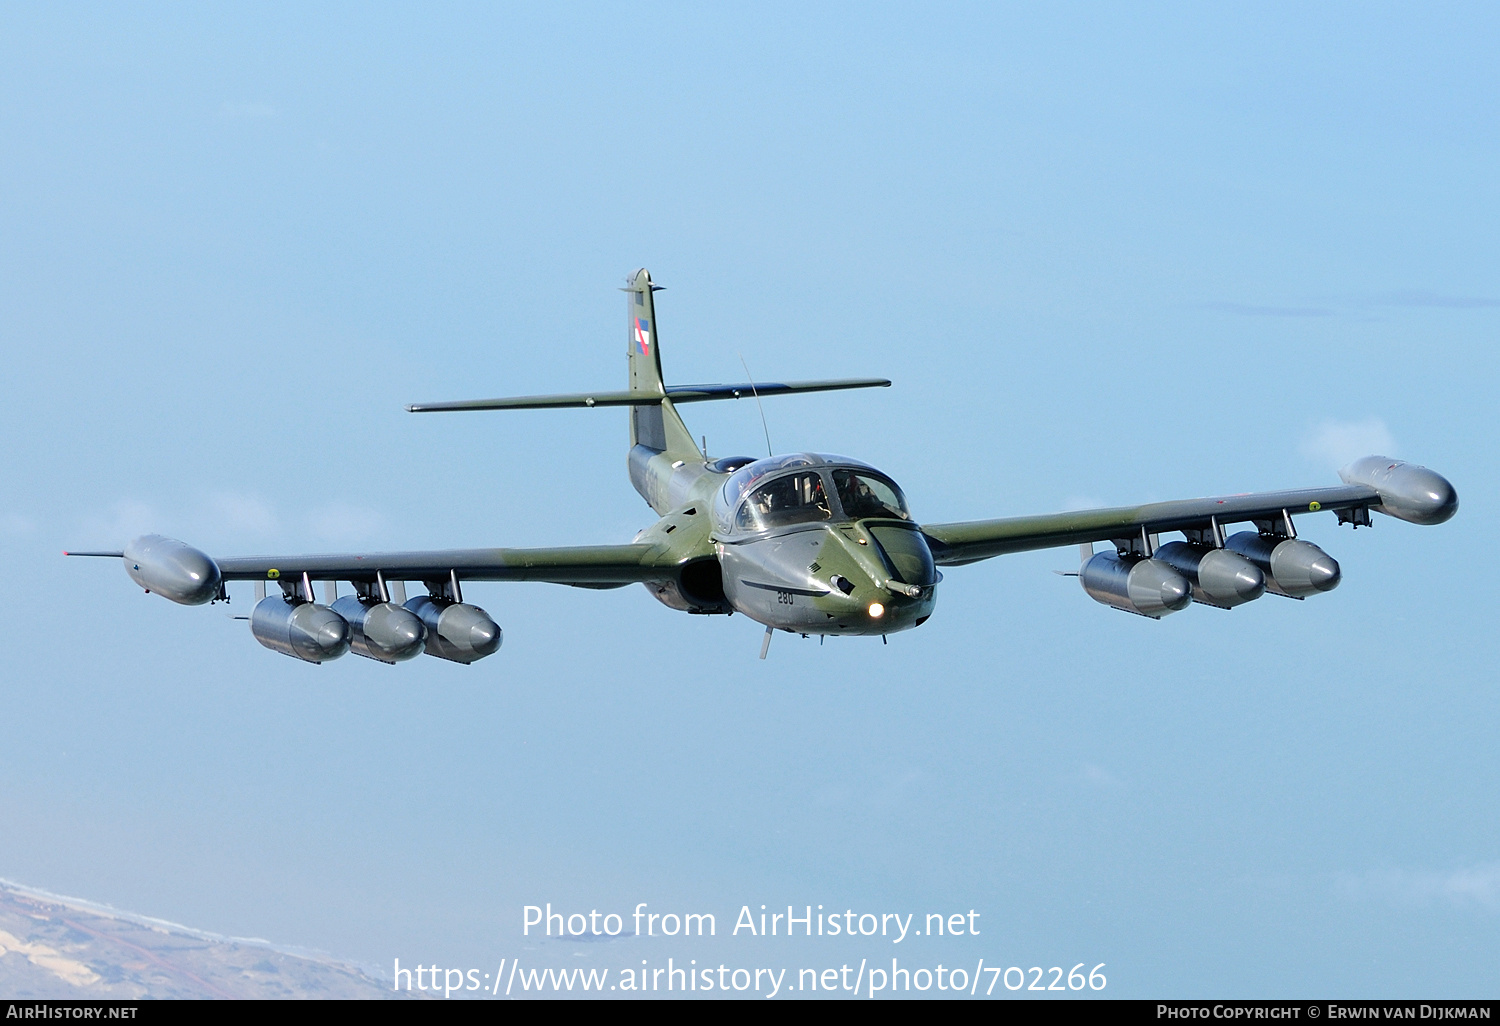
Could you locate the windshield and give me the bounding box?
[832,470,910,520]
[720,454,816,509]
[735,471,832,531]
[711,454,913,535]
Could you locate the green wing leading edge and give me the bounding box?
[70,269,1458,663]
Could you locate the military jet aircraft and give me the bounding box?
[69,269,1459,664]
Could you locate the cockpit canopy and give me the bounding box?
[712,453,912,535]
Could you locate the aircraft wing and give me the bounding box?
[920,485,1384,566]
[213,543,673,587]
[921,459,1458,566]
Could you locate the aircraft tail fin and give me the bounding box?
[623,268,697,457]
[403,267,891,513]
[403,266,888,458]
[625,267,666,396]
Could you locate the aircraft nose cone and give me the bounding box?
[1308,555,1341,592]
[469,622,502,657]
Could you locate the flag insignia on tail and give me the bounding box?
[634,318,651,356]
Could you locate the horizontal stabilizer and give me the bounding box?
[406,377,890,413]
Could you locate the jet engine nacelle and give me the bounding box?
[1152,541,1266,608]
[1224,532,1340,598]
[1080,551,1192,618]
[330,596,426,664]
[403,597,502,664]
[123,535,221,605]
[250,596,351,663]
[641,558,730,614]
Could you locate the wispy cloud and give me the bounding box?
[76,499,161,547]
[1370,290,1500,310]
[308,503,387,545]
[0,514,36,537]
[1336,864,1500,912]
[203,492,279,537]
[810,769,925,811]
[868,768,924,810]
[1074,763,1125,790]
[811,782,853,808]
[1200,301,1335,318]
[72,494,386,549]
[1202,290,1500,318]
[1300,417,1396,471]
[217,101,277,120]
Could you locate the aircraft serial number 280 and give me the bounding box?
[71,269,1457,664]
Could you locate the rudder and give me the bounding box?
[626,268,665,397]
[625,268,696,457]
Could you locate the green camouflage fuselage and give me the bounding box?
[629,445,937,636]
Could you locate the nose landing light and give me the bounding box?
[868,602,885,619]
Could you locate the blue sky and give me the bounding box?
[1,3,1496,997]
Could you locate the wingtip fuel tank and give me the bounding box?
[122,535,222,605]
[1339,456,1459,525]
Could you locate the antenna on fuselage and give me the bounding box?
[739,353,773,457]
